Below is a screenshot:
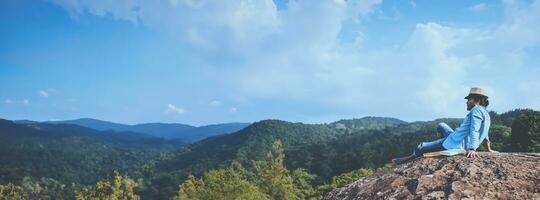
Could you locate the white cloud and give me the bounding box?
[410,1,416,8]
[209,100,221,106]
[38,90,49,97]
[165,103,184,114]
[468,3,487,12]
[49,0,540,120]
[23,99,29,105]
[229,107,238,113]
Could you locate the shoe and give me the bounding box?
[391,157,403,165]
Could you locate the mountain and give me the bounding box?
[2,109,537,199]
[137,110,537,199]
[181,123,253,141]
[331,117,406,131]
[45,118,134,131]
[324,153,540,200]
[28,122,187,150]
[41,118,250,141]
[0,119,183,185]
[129,123,194,138]
[141,117,405,199]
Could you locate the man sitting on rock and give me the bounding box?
[392,87,497,164]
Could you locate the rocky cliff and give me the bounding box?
[325,153,540,200]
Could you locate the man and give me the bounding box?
[392,87,496,164]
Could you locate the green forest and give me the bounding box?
[0,109,539,199]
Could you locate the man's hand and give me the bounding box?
[466,150,478,158]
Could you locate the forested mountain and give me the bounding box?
[0,119,185,185]
[330,117,406,131]
[138,117,412,198]
[1,109,538,199]
[32,118,250,141]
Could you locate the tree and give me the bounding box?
[291,168,317,199]
[252,140,301,200]
[486,125,511,151]
[176,168,268,200]
[75,171,139,200]
[510,111,540,152]
[329,168,373,189]
[0,183,27,200]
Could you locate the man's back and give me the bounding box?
[442,105,491,150]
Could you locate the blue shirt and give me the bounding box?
[442,105,491,150]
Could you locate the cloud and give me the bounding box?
[165,103,185,114]
[38,90,49,97]
[468,3,487,12]
[410,1,416,8]
[49,0,381,54]
[49,0,540,120]
[209,100,221,106]
[229,107,238,113]
[4,99,29,105]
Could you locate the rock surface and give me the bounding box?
[324,153,540,200]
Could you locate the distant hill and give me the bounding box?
[136,110,537,199]
[143,117,405,199]
[3,109,537,199]
[45,118,136,131]
[0,119,184,185]
[331,117,406,132]
[36,118,250,141]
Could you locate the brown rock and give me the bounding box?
[324,153,540,200]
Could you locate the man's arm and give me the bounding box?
[484,140,491,151]
[483,140,499,153]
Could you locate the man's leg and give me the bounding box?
[413,138,445,157]
[393,123,452,164]
[437,122,454,138]
[393,138,445,164]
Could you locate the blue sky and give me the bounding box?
[1,0,539,126]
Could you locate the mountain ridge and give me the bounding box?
[15,118,250,141]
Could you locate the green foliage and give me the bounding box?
[330,168,373,189]
[0,119,170,185]
[291,168,317,199]
[487,125,511,151]
[331,117,406,133]
[1,109,539,199]
[252,141,301,200]
[176,169,269,200]
[0,183,27,200]
[510,111,540,152]
[176,140,303,200]
[75,171,140,200]
[314,168,374,197]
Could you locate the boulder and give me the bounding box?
[324,153,540,200]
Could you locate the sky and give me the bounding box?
[1,0,539,126]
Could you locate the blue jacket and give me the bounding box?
[442,105,491,150]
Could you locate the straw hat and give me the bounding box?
[464,87,488,99]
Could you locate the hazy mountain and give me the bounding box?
[2,109,536,199]
[0,119,184,185]
[40,118,250,141]
[144,117,404,198]
[181,122,253,141]
[330,117,406,131]
[45,118,134,131]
